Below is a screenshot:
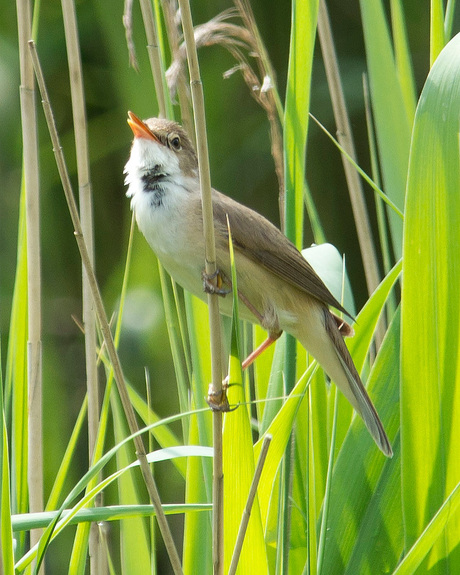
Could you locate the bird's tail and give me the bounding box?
[299,306,392,457]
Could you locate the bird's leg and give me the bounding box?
[203,268,282,410]
[241,330,282,370]
[220,329,282,394]
[206,269,284,370]
[234,289,283,368]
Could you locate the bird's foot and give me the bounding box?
[202,269,231,296]
[206,381,239,412]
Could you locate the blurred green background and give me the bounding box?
[0,0,443,568]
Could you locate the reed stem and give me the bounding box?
[16,0,43,568]
[318,0,381,297]
[176,1,225,572]
[60,0,103,570]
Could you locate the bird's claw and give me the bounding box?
[206,381,239,412]
[202,269,231,296]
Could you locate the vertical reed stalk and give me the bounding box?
[60,0,104,571]
[317,0,381,298]
[29,41,184,575]
[16,0,43,569]
[138,0,168,117]
[176,1,225,572]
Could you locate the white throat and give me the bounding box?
[124,137,199,264]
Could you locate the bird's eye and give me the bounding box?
[168,134,182,151]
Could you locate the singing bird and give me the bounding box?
[124,112,392,457]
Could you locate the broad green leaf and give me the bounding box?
[254,364,315,525]
[320,309,401,574]
[401,32,460,572]
[223,224,268,574]
[393,479,460,574]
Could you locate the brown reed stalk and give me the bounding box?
[161,0,194,133]
[16,0,43,569]
[28,41,184,575]
[175,1,225,572]
[317,0,381,297]
[138,0,168,117]
[60,0,104,570]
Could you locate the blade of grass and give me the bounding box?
[182,411,213,574]
[283,2,319,568]
[45,397,88,511]
[359,0,411,258]
[1,351,15,575]
[228,434,272,575]
[390,0,417,124]
[16,410,208,571]
[444,0,456,39]
[363,75,393,280]
[13,503,213,532]
[393,478,460,575]
[430,0,446,65]
[111,390,152,574]
[5,183,28,560]
[254,364,315,526]
[309,114,404,220]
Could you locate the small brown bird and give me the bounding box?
[125,112,392,457]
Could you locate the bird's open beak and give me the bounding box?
[127,111,159,141]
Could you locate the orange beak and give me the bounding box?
[127,111,159,141]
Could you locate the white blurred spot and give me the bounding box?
[121,287,164,333]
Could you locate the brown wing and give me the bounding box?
[211,190,351,317]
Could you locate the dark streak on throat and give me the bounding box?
[142,166,168,207]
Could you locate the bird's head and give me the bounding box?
[124,112,198,201]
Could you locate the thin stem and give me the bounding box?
[16,0,43,566]
[138,0,168,118]
[60,0,102,570]
[318,0,381,297]
[176,1,225,572]
[309,114,404,220]
[29,41,183,575]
